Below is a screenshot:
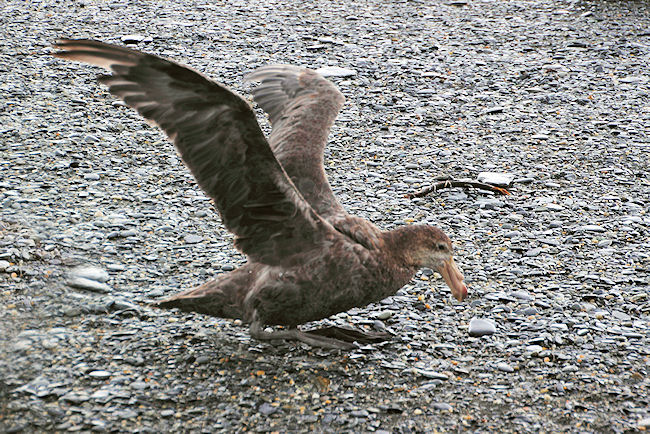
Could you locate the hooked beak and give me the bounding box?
[437,257,468,301]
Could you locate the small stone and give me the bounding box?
[115,409,138,419]
[259,402,278,415]
[125,356,145,366]
[83,173,100,180]
[316,66,357,77]
[61,391,90,403]
[481,106,506,115]
[88,370,112,379]
[160,410,175,418]
[575,224,605,233]
[432,403,453,411]
[468,318,496,337]
[415,369,448,380]
[66,277,111,293]
[42,339,58,350]
[497,362,514,373]
[90,389,111,400]
[195,355,211,365]
[120,34,153,44]
[69,266,109,282]
[106,263,125,271]
[131,381,148,390]
[376,311,393,320]
[522,307,538,316]
[526,345,544,355]
[525,247,542,257]
[184,234,203,244]
[639,418,650,428]
[612,310,631,321]
[0,259,11,271]
[477,172,514,187]
[373,320,387,332]
[512,291,534,301]
[12,340,32,351]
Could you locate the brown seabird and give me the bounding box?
[53,39,468,349]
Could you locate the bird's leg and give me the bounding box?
[249,320,355,350]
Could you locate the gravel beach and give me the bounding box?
[1,0,649,432]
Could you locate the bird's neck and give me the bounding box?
[381,225,428,270]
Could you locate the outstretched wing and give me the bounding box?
[246,66,381,248]
[53,39,335,266]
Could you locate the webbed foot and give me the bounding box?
[303,325,393,344]
[249,321,356,350]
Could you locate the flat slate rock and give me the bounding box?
[477,172,515,187]
[468,318,497,337]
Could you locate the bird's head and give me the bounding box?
[399,225,468,301]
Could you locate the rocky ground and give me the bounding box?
[1,0,649,432]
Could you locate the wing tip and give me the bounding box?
[244,64,306,83]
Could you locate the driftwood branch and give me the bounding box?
[407,179,511,199]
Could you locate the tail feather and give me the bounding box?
[155,266,254,320]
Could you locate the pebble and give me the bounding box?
[131,381,148,390]
[184,234,203,244]
[612,310,631,321]
[66,276,112,293]
[477,172,514,186]
[61,392,90,403]
[195,355,211,365]
[512,291,534,301]
[120,34,153,44]
[525,247,542,257]
[432,403,453,411]
[106,263,126,271]
[68,266,109,282]
[315,66,357,77]
[575,224,606,233]
[526,345,544,355]
[522,307,538,316]
[376,311,393,320]
[468,318,497,337]
[258,402,278,415]
[496,362,515,373]
[351,409,369,417]
[414,369,448,380]
[88,370,112,379]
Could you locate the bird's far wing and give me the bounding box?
[246,66,383,249]
[53,39,334,266]
[245,66,347,219]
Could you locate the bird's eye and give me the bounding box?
[437,243,446,251]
